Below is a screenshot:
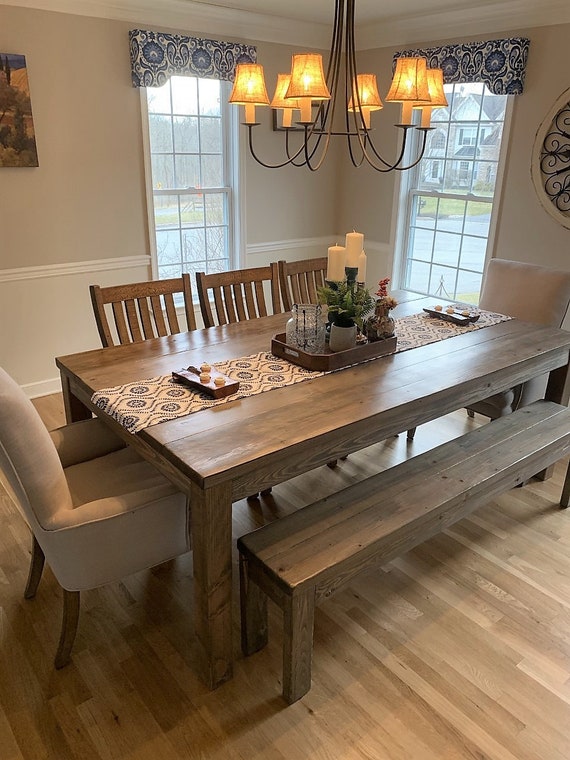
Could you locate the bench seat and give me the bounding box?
[238,400,570,703]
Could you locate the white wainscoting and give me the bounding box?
[1,239,391,398]
[0,256,151,398]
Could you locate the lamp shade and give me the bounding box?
[348,74,383,111]
[229,63,270,105]
[385,57,431,103]
[425,67,448,107]
[271,74,300,109]
[286,54,331,100]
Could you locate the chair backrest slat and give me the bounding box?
[196,264,281,328]
[124,299,144,342]
[278,258,328,311]
[137,298,155,340]
[89,274,196,347]
[163,293,180,333]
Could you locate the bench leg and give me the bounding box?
[561,459,570,509]
[282,591,316,704]
[239,556,268,655]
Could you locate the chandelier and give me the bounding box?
[229,0,447,172]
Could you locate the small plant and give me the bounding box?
[375,277,398,310]
[318,279,375,329]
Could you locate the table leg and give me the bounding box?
[190,481,234,689]
[536,358,570,481]
[60,372,92,423]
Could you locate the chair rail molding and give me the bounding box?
[0,255,151,283]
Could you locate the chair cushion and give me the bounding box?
[39,446,189,591]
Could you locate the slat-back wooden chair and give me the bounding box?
[196,264,282,328]
[89,274,197,347]
[278,257,328,311]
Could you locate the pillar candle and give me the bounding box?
[327,245,346,281]
[345,231,364,268]
[357,250,367,283]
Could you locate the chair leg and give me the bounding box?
[247,487,273,500]
[54,589,80,669]
[561,459,570,509]
[24,535,45,599]
[407,428,416,441]
[239,555,268,656]
[282,590,316,704]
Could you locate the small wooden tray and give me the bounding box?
[172,366,239,399]
[423,306,480,326]
[271,333,397,372]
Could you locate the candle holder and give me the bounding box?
[345,266,358,287]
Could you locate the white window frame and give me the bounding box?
[391,87,514,301]
[140,79,245,287]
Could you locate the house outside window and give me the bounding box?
[142,75,240,285]
[395,82,511,303]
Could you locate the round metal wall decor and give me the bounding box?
[531,87,570,229]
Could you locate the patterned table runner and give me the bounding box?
[92,309,510,433]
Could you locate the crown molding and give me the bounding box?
[5,0,570,49]
[7,0,331,48]
[358,0,570,49]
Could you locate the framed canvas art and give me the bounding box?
[0,53,38,167]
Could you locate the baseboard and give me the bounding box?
[23,377,62,399]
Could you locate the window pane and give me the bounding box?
[199,79,221,116]
[182,227,206,262]
[180,195,204,227]
[171,76,198,115]
[200,117,222,153]
[201,155,223,187]
[151,154,175,188]
[147,81,171,114]
[156,229,182,265]
[205,193,224,225]
[154,195,180,229]
[149,114,173,152]
[174,154,200,188]
[173,116,199,153]
[399,82,508,301]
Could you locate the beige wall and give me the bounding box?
[1,5,569,392]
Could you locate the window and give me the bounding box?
[395,82,510,303]
[143,75,239,284]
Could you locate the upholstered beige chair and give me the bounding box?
[0,367,191,668]
[466,258,570,419]
[407,259,570,439]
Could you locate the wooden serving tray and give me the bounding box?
[172,366,239,399]
[423,306,480,326]
[271,333,397,372]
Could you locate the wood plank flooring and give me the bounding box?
[0,394,569,759]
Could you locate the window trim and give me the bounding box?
[391,88,514,298]
[139,80,244,283]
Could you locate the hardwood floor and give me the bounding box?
[1,394,569,759]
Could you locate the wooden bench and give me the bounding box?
[238,400,570,704]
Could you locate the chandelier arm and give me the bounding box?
[246,125,309,169]
[394,127,431,171]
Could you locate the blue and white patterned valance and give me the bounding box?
[394,37,530,95]
[129,29,256,88]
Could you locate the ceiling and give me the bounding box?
[10,0,570,49]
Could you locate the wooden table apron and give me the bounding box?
[56,303,570,690]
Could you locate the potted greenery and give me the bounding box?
[318,279,375,352]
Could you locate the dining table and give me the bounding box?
[55,293,570,690]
